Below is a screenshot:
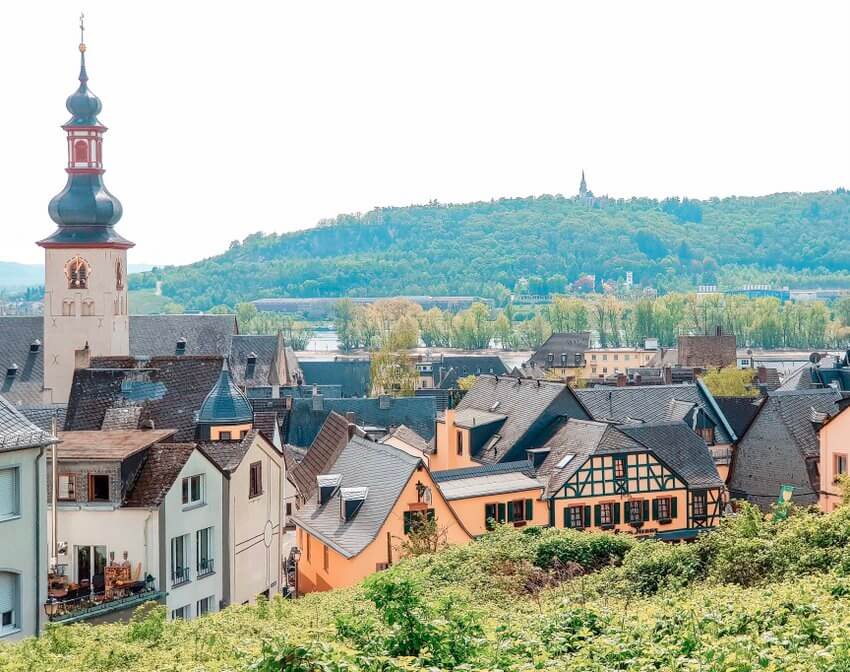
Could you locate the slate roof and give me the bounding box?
[299,360,371,398]
[64,356,224,441]
[17,405,66,433]
[381,424,430,454]
[124,443,198,507]
[200,431,258,473]
[197,363,253,424]
[0,317,45,406]
[129,314,237,358]
[453,375,591,464]
[714,396,764,438]
[291,436,422,558]
[527,332,591,368]
[286,395,436,448]
[288,412,351,497]
[433,355,507,389]
[728,387,842,508]
[0,393,55,452]
[437,470,542,500]
[575,382,734,444]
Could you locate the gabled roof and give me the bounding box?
[575,383,734,444]
[0,393,56,453]
[17,405,66,433]
[123,442,223,508]
[0,316,45,406]
[286,395,436,448]
[129,314,237,358]
[527,332,591,368]
[289,412,351,497]
[65,356,224,441]
[299,360,371,398]
[432,460,540,500]
[453,375,591,464]
[201,430,259,473]
[291,436,422,558]
[729,387,841,507]
[381,424,430,454]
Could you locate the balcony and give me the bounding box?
[44,582,163,624]
[171,566,191,587]
[197,558,215,578]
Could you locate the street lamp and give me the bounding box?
[290,547,302,598]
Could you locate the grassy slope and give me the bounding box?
[4,506,850,671]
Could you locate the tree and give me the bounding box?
[370,348,418,396]
[700,367,758,397]
[456,375,477,391]
[334,299,360,352]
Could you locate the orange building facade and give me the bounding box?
[819,406,850,512]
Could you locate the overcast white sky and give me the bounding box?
[3,1,849,266]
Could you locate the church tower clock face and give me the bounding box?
[65,256,91,290]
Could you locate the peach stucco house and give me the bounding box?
[818,403,850,512]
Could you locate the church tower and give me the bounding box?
[38,19,133,403]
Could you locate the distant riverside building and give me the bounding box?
[252,296,489,319]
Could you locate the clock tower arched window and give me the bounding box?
[66,256,91,290]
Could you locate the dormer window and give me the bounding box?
[29,340,41,354]
[246,352,257,379]
[176,338,187,356]
[317,474,342,505]
[65,256,90,290]
[5,364,18,378]
[339,487,368,522]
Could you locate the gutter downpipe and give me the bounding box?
[35,443,45,636]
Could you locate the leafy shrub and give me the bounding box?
[621,539,705,595]
[534,529,635,571]
[540,607,606,655]
[126,602,167,643]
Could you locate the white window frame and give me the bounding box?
[182,474,205,508]
[196,527,214,577]
[0,467,20,523]
[171,604,191,620]
[171,534,191,586]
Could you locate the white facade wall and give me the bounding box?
[42,246,130,404]
[163,450,224,619]
[229,435,284,605]
[0,445,47,641]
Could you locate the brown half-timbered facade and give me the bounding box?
[538,419,725,539]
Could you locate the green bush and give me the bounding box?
[534,529,635,570]
[621,539,705,595]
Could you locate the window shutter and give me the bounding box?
[642,500,650,522]
[0,469,17,518]
[563,507,572,528]
[525,499,533,521]
[652,499,659,521]
[0,572,14,615]
[671,496,678,518]
[506,501,515,522]
[593,504,601,527]
[612,502,621,524]
[497,503,506,523]
[485,504,496,530]
[583,505,591,529]
[623,502,631,523]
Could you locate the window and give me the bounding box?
[65,256,90,290]
[182,475,204,506]
[240,430,248,439]
[0,468,19,521]
[602,367,608,374]
[219,431,232,441]
[591,354,597,361]
[171,534,190,585]
[323,544,329,572]
[73,139,89,163]
[58,474,75,501]
[81,299,95,317]
[306,534,311,562]
[653,496,675,522]
[505,499,534,525]
[613,456,627,479]
[116,260,124,290]
[196,595,215,617]
[613,354,619,361]
[456,430,464,456]
[836,454,848,479]
[171,605,190,620]
[403,508,435,534]
[0,572,18,636]
[286,502,292,516]
[62,299,75,317]
[602,354,608,361]
[197,527,214,577]
[88,474,110,502]
[597,502,613,527]
[249,462,263,498]
[627,500,644,524]
[547,353,554,363]
[591,367,597,374]
[565,505,586,530]
[698,426,716,446]
[692,491,707,518]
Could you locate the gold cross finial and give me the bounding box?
[79,12,86,53]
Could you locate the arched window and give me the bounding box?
[66,256,91,290]
[73,139,89,164]
[62,299,76,317]
[116,260,124,290]
[82,299,95,317]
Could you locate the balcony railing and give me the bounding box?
[44,584,162,624]
[171,566,191,586]
[197,558,215,578]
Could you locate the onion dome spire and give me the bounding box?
[38,15,132,250]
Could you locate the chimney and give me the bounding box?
[74,343,91,371]
[616,373,627,388]
[662,366,673,385]
[271,385,280,399]
[634,372,642,386]
[526,448,550,469]
[757,366,768,384]
[140,418,155,431]
[312,387,323,411]
[345,411,356,424]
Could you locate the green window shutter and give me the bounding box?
[671,496,678,518]
[403,511,412,534]
[507,501,515,522]
[525,499,533,521]
[642,500,650,522]
[564,507,572,528]
[584,505,591,528]
[612,502,621,524]
[497,502,506,523]
[485,504,496,530]
[593,504,601,527]
[652,499,659,521]
[623,502,631,523]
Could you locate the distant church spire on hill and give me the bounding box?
[579,170,588,197]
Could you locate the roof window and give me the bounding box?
[556,453,576,469]
[5,364,18,378]
[175,337,187,355]
[317,474,342,505]
[30,339,41,353]
[339,487,368,521]
[246,351,257,379]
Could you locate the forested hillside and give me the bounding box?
[132,190,850,311]
[6,504,850,671]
